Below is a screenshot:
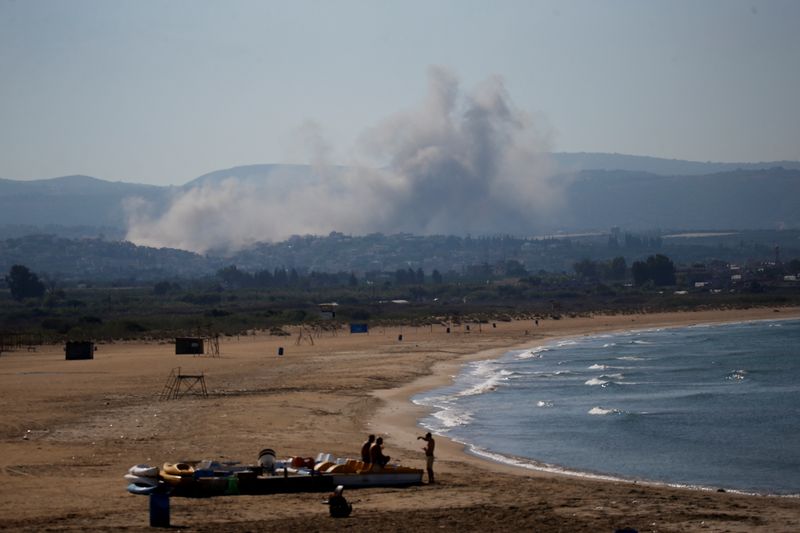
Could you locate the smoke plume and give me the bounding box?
[126,67,562,254]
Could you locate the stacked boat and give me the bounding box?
[124,464,162,495]
[310,453,423,488]
[124,450,423,497]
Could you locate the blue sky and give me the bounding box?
[1,0,798,185]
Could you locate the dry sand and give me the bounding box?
[0,307,798,532]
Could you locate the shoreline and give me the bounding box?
[2,306,800,531]
[373,307,800,494]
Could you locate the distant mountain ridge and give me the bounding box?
[551,152,800,175]
[561,167,800,230]
[2,153,799,240]
[182,163,329,190]
[0,175,169,229]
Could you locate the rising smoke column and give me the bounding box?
[361,66,558,235]
[125,67,561,254]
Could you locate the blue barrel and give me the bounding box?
[149,492,170,527]
[278,347,284,356]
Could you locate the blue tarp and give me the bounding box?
[349,323,368,334]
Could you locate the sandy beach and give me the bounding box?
[1,307,799,532]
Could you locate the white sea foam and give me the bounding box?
[463,444,636,485]
[584,378,608,386]
[431,407,473,428]
[457,363,512,397]
[588,406,621,416]
[536,400,554,408]
[588,364,608,370]
[602,342,617,348]
[460,443,774,497]
[457,381,499,397]
[411,394,452,407]
[617,356,645,361]
[469,359,498,377]
[517,346,550,359]
[726,369,747,381]
[530,370,573,379]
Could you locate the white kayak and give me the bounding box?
[128,464,159,478]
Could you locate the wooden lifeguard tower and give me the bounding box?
[160,367,208,400]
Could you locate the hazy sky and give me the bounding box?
[1,0,798,185]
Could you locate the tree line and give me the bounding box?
[572,254,677,286]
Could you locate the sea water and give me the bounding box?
[413,318,800,495]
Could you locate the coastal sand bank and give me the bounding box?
[0,307,798,531]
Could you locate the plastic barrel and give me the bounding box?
[149,492,170,528]
[278,347,284,356]
[225,475,239,495]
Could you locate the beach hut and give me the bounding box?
[318,302,338,320]
[65,341,94,360]
[175,337,204,355]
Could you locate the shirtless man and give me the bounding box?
[369,437,390,468]
[360,434,375,464]
[417,432,435,483]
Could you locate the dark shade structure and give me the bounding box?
[65,341,94,360]
[349,323,368,334]
[175,337,204,355]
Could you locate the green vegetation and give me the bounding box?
[5,264,45,300]
[2,256,799,344]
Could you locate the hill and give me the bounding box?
[551,152,800,175]
[1,155,799,240]
[561,167,800,230]
[0,175,169,230]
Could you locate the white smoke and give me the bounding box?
[125,67,562,254]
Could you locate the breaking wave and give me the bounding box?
[588,406,623,416]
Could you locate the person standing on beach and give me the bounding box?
[418,432,435,483]
[360,434,375,464]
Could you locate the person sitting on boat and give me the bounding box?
[327,485,352,518]
[369,437,390,469]
[360,434,375,464]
